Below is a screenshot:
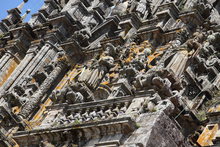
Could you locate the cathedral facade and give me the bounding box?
[0,0,220,146]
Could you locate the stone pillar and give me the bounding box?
[10,43,56,89]
[0,53,12,69]
[0,40,44,96]
[0,53,18,86]
[0,51,35,96]
[1,42,56,93]
[19,59,68,119]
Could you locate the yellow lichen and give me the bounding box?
[197,124,218,146]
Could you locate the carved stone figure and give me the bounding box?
[136,0,151,19]
[77,43,117,89]
[73,28,92,47]
[166,28,206,78]
[152,76,173,97]
[0,0,220,147]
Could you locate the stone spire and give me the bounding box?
[1,0,29,27]
[17,0,29,12]
[21,9,31,22]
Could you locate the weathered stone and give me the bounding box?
[0,0,219,146]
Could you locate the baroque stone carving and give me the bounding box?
[0,0,219,147]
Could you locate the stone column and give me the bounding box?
[0,55,18,87]
[0,51,36,97]
[10,43,56,89]
[0,53,12,70]
[19,59,68,119]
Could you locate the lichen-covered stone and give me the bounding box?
[0,0,219,146]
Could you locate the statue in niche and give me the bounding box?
[119,41,152,84]
[166,44,190,77]
[51,43,117,104]
[77,43,117,89]
[166,29,205,77]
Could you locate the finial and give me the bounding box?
[17,0,28,12]
[21,9,31,22]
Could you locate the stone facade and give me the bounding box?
[0,0,220,147]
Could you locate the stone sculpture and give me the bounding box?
[0,0,219,147]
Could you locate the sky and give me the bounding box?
[0,0,44,22]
